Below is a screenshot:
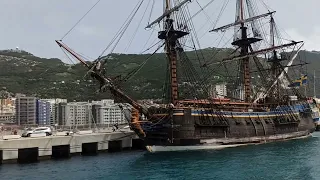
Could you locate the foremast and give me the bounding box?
[158,0,189,105]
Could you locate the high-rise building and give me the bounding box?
[15,95,37,125]
[56,102,67,126]
[92,100,131,126]
[36,100,51,126]
[41,99,67,125]
[60,102,92,126]
[209,83,227,98]
[215,83,227,98]
[57,99,131,127]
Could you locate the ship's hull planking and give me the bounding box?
[133,104,315,152]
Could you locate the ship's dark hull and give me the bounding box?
[132,104,315,152]
[145,131,312,152]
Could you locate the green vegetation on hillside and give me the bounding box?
[0,48,318,101]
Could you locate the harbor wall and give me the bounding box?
[0,131,143,163]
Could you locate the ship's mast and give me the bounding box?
[269,15,280,99]
[241,1,251,102]
[231,0,264,102]
[210,0,305,103]
[270,15,278,77]
[237,0,252,102]
[240,0,244,21]
[166,0,170,10]
[314,70,316,98]
[159,0,188,105]
[166,0,178,105]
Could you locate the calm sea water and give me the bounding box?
[2,133,320,180]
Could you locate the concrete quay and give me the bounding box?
[0,131,144,164]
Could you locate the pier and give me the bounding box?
[0,130,144,164]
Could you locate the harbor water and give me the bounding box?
[2,132,320,180]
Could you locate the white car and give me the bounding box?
[22,127,52,137]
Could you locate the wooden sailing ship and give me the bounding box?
[56,0,315,152]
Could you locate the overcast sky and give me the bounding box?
[0,0,318,63]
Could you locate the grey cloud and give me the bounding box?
[0,0,318,62]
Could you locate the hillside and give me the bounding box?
[0,48,319,101]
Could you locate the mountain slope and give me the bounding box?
[0,48,319,101]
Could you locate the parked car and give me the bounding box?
[22,127,52,137]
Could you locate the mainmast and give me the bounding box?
[240,0,251,102]
[211,0,275,102]
[210,0,304,103]
[233,0,261,102]
[158,0,189,105]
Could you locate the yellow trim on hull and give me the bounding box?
[152,112,300,117]
[190,112,300,118]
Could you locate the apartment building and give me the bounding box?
[92,100,131,126]
[36,99,51,125]
[209,83,227,98]
[15,96,37,125]
[60,102,92,126]
[41,98,67,125]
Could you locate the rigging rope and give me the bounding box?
[61,0,101,40]
[194,0,214,24]
[171,1,210,99]
[258,0,274,12]
[98,0,145,60]
[141,29,156,51]
[121,42,165,83]
[147,0,155,25]
[185,5,206,65]
[60,47,76,65]
[125,0,151,52]
[187,0,216,24]
[212,0,230,30]
[162,57,169,104]
[101,39,163,88]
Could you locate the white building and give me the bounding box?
[215,83,227,98]
[209,83,227,98]
[92,99,114,106]
[92,99,131,126]
[61,102,92,126]
[41,98,67,125]
[56,99,131,127]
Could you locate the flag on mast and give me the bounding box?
[288,75,308,87]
